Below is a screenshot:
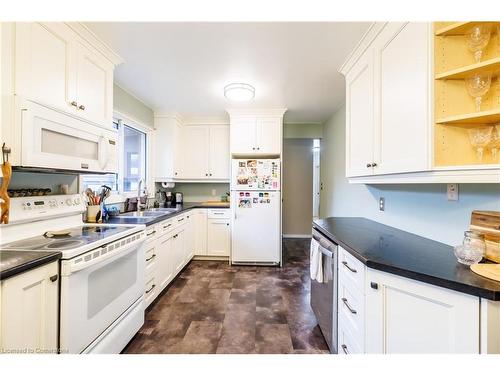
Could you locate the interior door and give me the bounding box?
[230,117,257,154]
[182,126,210,179]
[209,125,230,179]
[256,117,281,155]
[15,22,76,113]
[75,40,114,128]
[345,48,375,177]
[231,191,280,263]
[374,22,430,175]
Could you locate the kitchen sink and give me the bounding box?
[119,210,173,218]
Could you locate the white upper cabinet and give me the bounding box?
[230,117,257,154]
[208,125,230,179]
[156,121,230,182]
[12,22,120,130]
[15,23,76,114]
[74,40,114,127]
[228,109,286,156]
[345,49,375,177]
[343,22,431,178]
[373,22,430,175]
[182,126,210,179]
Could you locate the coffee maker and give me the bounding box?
[162,191,175,207]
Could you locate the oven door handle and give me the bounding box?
[63,236,146,275]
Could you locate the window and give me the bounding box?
[122,124,146,193]
[80,119,147,196]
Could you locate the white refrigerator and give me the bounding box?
[230,158,281,265]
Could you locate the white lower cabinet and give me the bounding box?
[207,219,231,256]
[173,226,186,275]
[156,233,174,292]
[0,261,59,353]
[365,269,480,354]
[193,209,208,256]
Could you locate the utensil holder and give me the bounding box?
[87,205,101,223]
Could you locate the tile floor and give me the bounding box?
[123,238,329,354]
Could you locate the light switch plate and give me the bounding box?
[447,184,459,201]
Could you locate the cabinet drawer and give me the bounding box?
[174,214,188,226]
[144,276,157,308]
[145,242,157,275]
[160,219,174,233]
[338,323,363,354]
[338,278,365,347]
[339,246,365,292]
[207,209,230,219]
[145,225,159,242]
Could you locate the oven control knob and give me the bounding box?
[66,198,73,206]
[73,197,81,205]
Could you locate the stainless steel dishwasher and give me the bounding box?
[310,227,338,353]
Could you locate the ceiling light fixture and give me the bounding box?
[224,83,255,102]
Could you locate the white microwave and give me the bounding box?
[18,99,118,173]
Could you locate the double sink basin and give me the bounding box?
[118,207,178,218]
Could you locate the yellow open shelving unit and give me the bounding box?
[434,21,500,168]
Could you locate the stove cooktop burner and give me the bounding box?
[2,225,132,251]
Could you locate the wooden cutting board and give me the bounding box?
[470,264,500,282]
[200,201,230,207]
[470,211,500,263]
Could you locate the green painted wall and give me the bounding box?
[113,84,154,128]
[284,123,323,139]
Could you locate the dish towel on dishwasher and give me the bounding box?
[310,239,323,283]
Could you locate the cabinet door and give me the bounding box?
[373,22,430,175]
[185,214,195,261]
[365,269,479,354]
[256,117,281,155]
[209,125,230,179]
[75,40,114,128]
[345,49,375,177]
[230,117,257,154]
[15,22,77,114]
[194,209,208,256]
[156,233,173,292]
[173,227,186,275]
[155,117,183,180]
[1,262,59,352]
[207,219,230,256]
[182,126,210,179]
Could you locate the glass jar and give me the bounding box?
[454,231,485,265]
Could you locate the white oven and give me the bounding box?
[60,232,146,354]
[19,99,118,173]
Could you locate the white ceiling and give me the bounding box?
[85,22,370,123]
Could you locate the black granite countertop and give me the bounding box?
[105,202,230,227]
[0,250,61,281]
[313,217,500,301]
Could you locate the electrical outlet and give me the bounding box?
[447,184,459,201]
[379,197,385,211]
[211,189,217,196]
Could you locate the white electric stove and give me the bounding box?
[1,194,147,354]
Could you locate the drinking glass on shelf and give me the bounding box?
[490,124,500,161]
[467,24,492,63]
[465,72,492,112]
[468,126,492,162]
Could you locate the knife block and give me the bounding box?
[470,211,500,263]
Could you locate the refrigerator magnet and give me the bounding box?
[247,160,257,167]
[245,192,250,197]
[253,198,258,203]
[259,192,263,197]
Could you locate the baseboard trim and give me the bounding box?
[283,234,312,239]
[193,255,230,261]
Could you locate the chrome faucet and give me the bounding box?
[137,178,147,212]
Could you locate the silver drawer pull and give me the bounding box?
[342,298,357,314]
[146,254,156,262]
[147,230,157,236]
[177,218,184,222]
[163,223,172,229]
[342,261,357,273]
[145,284,156,294]
[341,344,349,354]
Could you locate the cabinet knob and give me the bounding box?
[78,104,85,111]
[70,101,78,107]
[49,274,58,282]
[175,172,178,175]
[366,163,372,168]
[372,163,377,167]
[257,147,260,150]
[370,282,378,290]
[226,223,229,226]
[205,173,208,176]
[209,173,212,176]
[252,147,255,150]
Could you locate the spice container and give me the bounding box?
[454,230,486,265]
